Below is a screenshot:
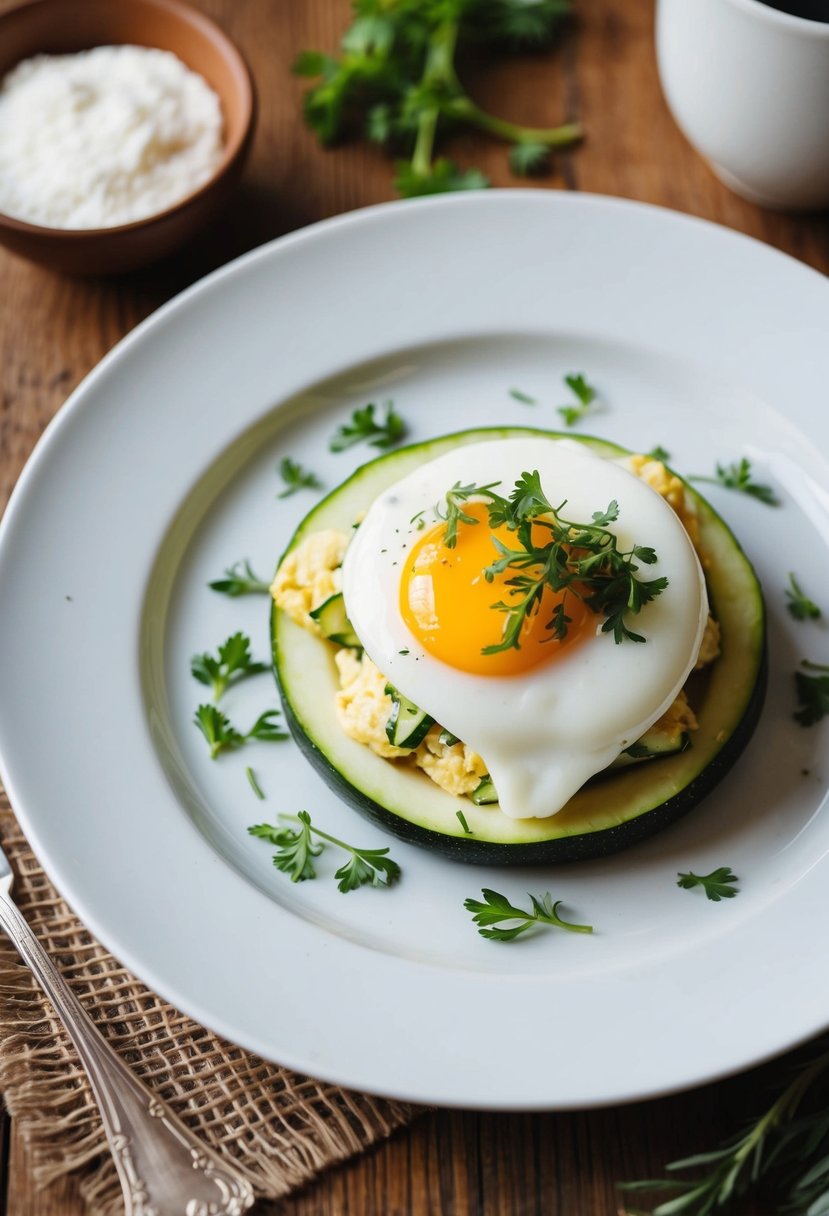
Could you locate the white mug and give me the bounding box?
[656,0,829,211]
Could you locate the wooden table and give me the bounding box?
[1,1,827,1212]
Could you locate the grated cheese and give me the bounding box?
[0,45,224,229]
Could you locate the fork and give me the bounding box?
[0,841,255,1216]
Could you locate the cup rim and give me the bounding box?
[725,0,829,36]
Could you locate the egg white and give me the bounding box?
[342,438,709,820]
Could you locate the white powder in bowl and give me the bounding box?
[0,45,225,229]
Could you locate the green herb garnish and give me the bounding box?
[786,573,822,622]
[329,401,406,453]
[246,766,265,800]
[190,632,267,701]
[249,811,401,892]
[437,471,667,651]
[646,445,671,463]
[619,1046,829,1216]
[437,479,503,549]
[691,458,779,506]
[794,661,829,726]
[464,888,593,942]
[194,705,288,759]
[277,456,322,498]
[456,809,472,835]
[676,866,739,901]
[295,0,582,200]
[208,559,270,597]
[509,388,537,405]
[557,372,598,428]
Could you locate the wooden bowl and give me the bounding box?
[0,0,256,274]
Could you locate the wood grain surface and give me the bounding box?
[0,1,827,1213]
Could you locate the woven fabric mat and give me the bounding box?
[0,796,416,1214]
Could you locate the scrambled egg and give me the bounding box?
[270,529,349,631]
[416,726,488,797]
[334,650,488,793]
[651,688,698,737]
[272,455,720,800]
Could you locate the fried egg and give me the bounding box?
[341,438,708,819]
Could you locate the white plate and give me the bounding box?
[1,192,828,1110]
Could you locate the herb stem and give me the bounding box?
[411,19,460,178]
[446,97,582,148]
[246,766,265,800]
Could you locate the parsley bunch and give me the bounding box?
[432,470,668,653]
[249,812,401,893]
[294,0,582,198]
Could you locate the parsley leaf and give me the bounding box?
[794,661,829,726]
[193,704,245,759]
[208,559,270,597]
[395,159,489,198]
[786,573,822,621]
[329,401,407,453]
[464,888,593,942]
[646,445,671,463]
[436,479,504,549]
[190,632,267,700]
[691,457,779,506]
[194,704,288,759]
[558,372,598,428]
[277,457,322,498]
[249,811,401,892]
[250,813,323,883]
[677,866,739,901]
[509,140,550,176]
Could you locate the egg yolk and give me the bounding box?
[400,502,593,676]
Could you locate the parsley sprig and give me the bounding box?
[436,479,503,549]
[464,888,593,942]
[794,661,829,727]
[691,458,779,506]
[558,372,598,427]
[786,573,822,622]
[329,401,407,453]
[190,632,268,701]
[619,1045,829,1216]
[277,457,322,498]
[295,0,581,199]
[208,559,270,597]
[249,811,401,892]
[194,705,288,759]
[647,445,671,463]
[429,471,667,652]
[676,867,739,902]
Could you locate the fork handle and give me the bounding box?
[0,891,255,1216]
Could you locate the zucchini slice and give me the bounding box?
[272,427,767,865]
[309,592,360,648]
[384,683,435,749]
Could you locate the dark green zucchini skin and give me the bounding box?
[277,641,767,864]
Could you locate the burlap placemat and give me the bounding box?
[0,794,416,1214]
